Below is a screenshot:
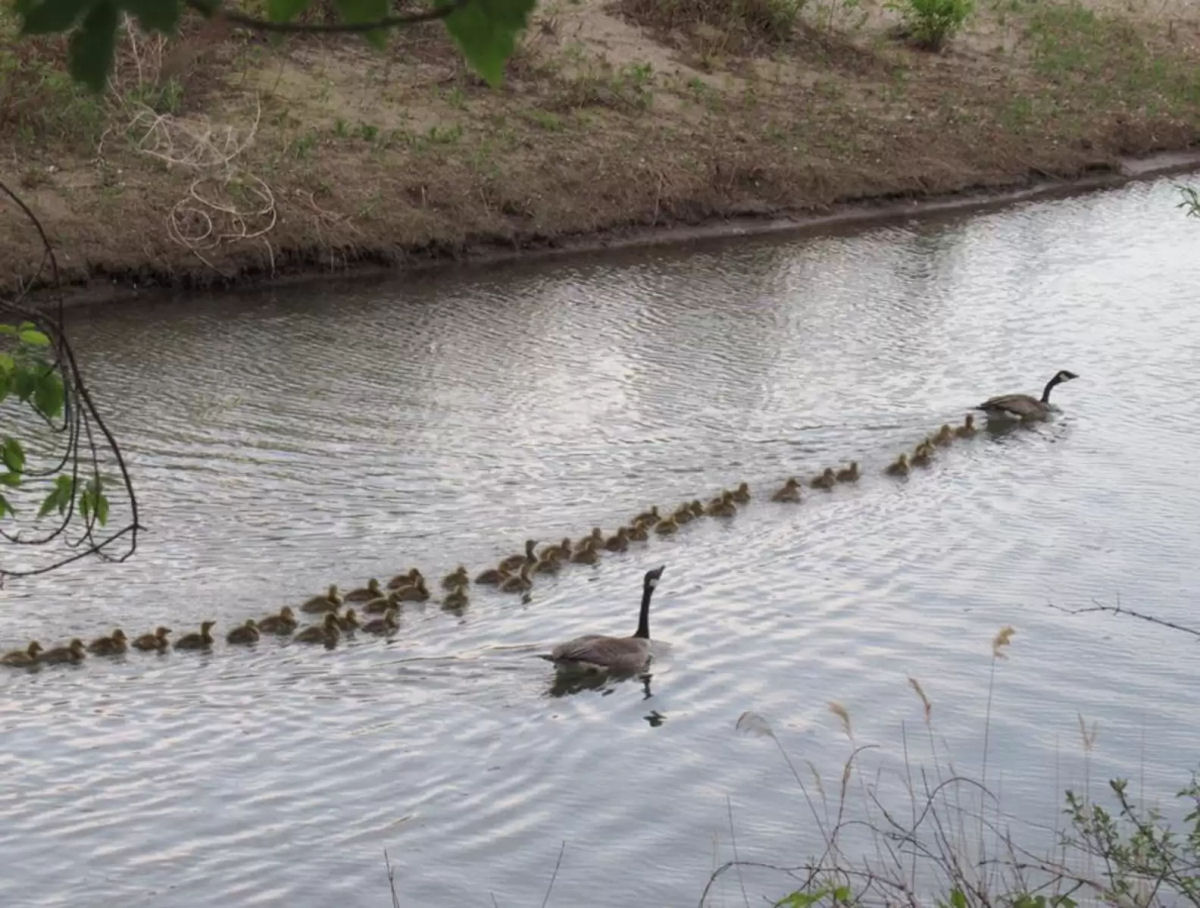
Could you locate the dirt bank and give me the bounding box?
[1,0,1199,299]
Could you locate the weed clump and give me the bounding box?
[887,0,973,50]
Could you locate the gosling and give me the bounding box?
[885,453,910,476]
[175,621,216,650]
[771,477,802,503]
[132,626,172,651]
[258,607,298,635]
[835,462,860,483]
[88,629,128,655]
[40,639,86,664]
[226,620,260,645]
[955,414,977,438]
[1,641,42,667]
[295,613,340,646]
[810,468,837,490]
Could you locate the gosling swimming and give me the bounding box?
[1,641,42,667]
[771,477,802,502]
[295,613,340,646]
[836,462,860,483]
[87,629,128,655]
[362,608,399,634]
[258,607,298,634]
[499,540,538,573]
[40,639,86,664]
[811,468,836,490]
[885,453,910,476]
[132,626,172,651]
[955,414,977,438]
[175,621,216,650]
[301,584,343,614]
[226,620,260,645]
[344,579,383,602]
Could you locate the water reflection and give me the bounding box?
[1,176,1198,907]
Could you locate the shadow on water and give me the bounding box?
[546,669,655,702]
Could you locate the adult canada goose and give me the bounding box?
[932,425,954,447]
[474,565,509,585]
[133,626,172,651]
[885,453,910,476]
[771,477,802,502]
[603,527,629,552]
[387,568,423,590]
[912,441,933,467]
[499,540,538,573]
[977,370,1078,420]
[40,639,86,664]
[570,539,600,565]
[1,641,42,667]
[364,591,403,614]
[258,607,298,634]
[301,585,342,614]
[362,608,399,634]
[499,564,533,593]
[542,565,665,674]
[226,620,260,645]
[175,621,216,650]
[442,588,469,612]
[441,566,469,590]
[731,482,751,503]
[811,468,836,490]
[344,579,383,602]
[653,516,678,536]
[88,629,128,655]
[295,613,340,646]
[836,462,860,483]
[335,609,360,632]
[955,414,977,438]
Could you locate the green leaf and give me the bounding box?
[0,492,14,519]
[96,492,109,526]
[950,889,968,908]
[443,0,535,87]
[2,437,25,474]
[17,328,50,347]
[0,473,21,488]
[0,324,17,336]
[122,0,181,32]
[68,0,118,92]
[0,353,13,375]
[79,488,92,523]
[17,0,93,34]
[335,0,389,48]
[268,0,312,21]
[34,371,66,420]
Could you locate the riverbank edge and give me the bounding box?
[17,147,1200,310]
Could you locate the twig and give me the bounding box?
[185,0,469,33]
[540,840,565,908]
[726,795,750,908]
[1047,598,1200,638]
[383,849,401,908]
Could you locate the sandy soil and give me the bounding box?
[1,0,1198,296]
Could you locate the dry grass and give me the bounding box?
[2,0,1199,294]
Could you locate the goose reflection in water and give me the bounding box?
[547,670,655,701]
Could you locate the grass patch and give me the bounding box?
[617,0,805,47]
[886,0,974,50]
[1027,2,1200,114]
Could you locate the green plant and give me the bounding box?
[887,0,973,50]
[358,122,379,142]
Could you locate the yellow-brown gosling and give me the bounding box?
[295,613,340,646]
[364,590,403,615]
[626,522,648,542]
[87,629,128,656]
[442,588,469,612]
[344,579,383,602]
[441,566,470,590]
[1,641,42,667]
[226,620,260,645]
[654,516,679,536]
[336,609,360,632]
[258,607,297,635]
[301,584,343,614]
[836,461,860,483]
[603,527,630,552]
[912,441,934,467]
[133,626,172,651]
[362,608,399,635]
[885,453,910,476]
[175,621,216,651]
[534,551,562,575]
[706,491,737,518]
[574,528,604,552]
[689,500,705,518]
[673,504,695,525]
[499,563,534,593]
[932,424,954,447]
[811,468,837,490]
[731,482,751,504]
[474,565,510,586]
[499,540,538,573]
[40,639,86,664]
[387,568,423,590]
[634,505,659,525]
[570,539,600,564]
[771,477,802,503]
[394,579,430,602]
[955,414,977,438]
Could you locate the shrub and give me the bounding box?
[888,0,973,50]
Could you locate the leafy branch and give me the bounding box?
[13,0,536,90]
[0,178,140,579]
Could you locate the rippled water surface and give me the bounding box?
[3,177,1199,907]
